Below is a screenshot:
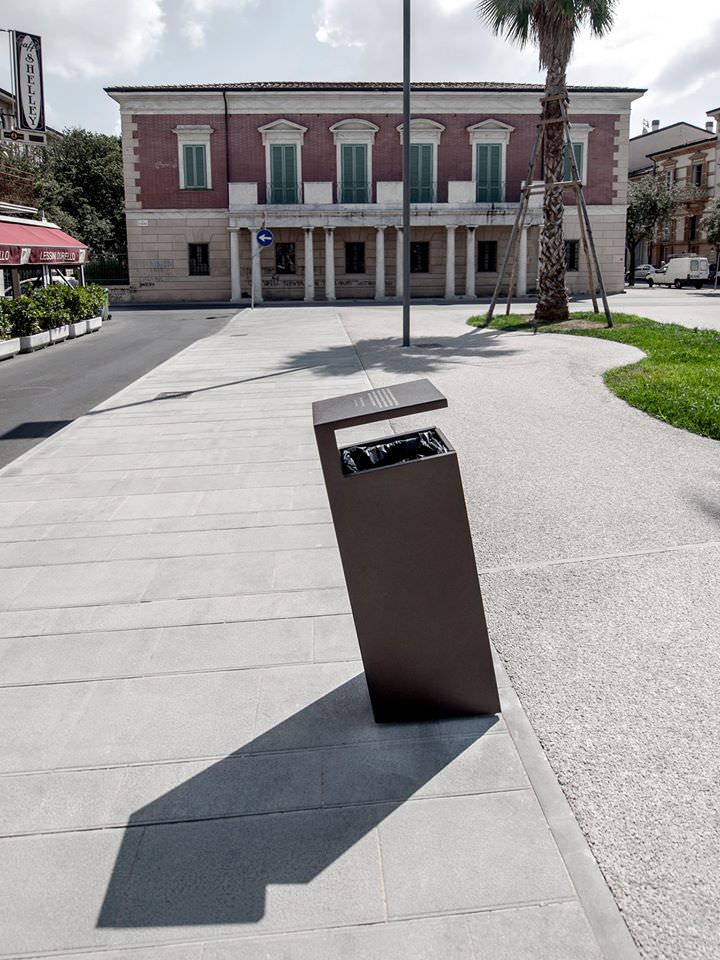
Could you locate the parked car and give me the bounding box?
[647,256,709,289]
[626,264,656,283]
[3,270,79,299]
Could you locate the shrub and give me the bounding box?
[31,284,73,329]
[4,295,44,337]
[4,282,108,336]
[0,302,12,341]
[72,284,108,321]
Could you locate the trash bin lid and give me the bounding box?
[312,379,447,432]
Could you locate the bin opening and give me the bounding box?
[341,429,449,475]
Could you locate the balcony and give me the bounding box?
[409,183,437,204]
[338,181,371,204]
[475,182,505,204]
[266,182,302,205]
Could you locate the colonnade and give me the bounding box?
[229,224,530,303]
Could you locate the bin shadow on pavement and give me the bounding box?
[98,675,498,929]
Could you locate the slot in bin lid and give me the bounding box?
[312,379,447,431]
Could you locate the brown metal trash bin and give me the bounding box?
[312,378,500,723]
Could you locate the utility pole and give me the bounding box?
[402,0,411,347]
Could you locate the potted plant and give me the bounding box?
[5,296,51,353]
[0,302,21,361]
[33,286,72,344]
[80,285,108,333]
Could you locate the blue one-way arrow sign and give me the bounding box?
[256,229,274,247]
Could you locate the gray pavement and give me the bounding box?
[336,301,720,960]
[0,306,641,960]
[0,306,235,468]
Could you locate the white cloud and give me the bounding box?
[1,0,165,79]
[313,0,720,132]
[181,20,207,48]
[179,0,258,48]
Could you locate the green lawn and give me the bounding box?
[467,311,720,441]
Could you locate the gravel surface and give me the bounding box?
[334,303,720,960]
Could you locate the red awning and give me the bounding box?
[0,221,88,267]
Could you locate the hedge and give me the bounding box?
[1,284,108,338]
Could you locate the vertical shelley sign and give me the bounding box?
[13,31,45,132]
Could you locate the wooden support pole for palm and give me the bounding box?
[559,100,612,328]
[484,123,544,327]
[485,99,613,330]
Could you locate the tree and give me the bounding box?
[701,198,720,289]
[35,129,126,261]
[626,175,680,285]
[477,0,616,323]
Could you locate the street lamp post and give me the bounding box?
[402,0,411,347]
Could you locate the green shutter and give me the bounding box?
[563,143,583,182]
[476,143,502,202]
[183,144,207,189]
[341,144,368,202]
[410,144,433,202]
[269,144,297,202]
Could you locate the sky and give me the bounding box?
[1,0,718,138]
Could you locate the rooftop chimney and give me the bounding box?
[706,120,715,133]
[651,119,660,132]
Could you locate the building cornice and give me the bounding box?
[108,88,643,117]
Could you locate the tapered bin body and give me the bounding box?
[313,378,500,723]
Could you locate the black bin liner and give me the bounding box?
[341,428,449,475]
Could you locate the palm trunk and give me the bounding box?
[535,59,570,325]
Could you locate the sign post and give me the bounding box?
[252,228,273,309]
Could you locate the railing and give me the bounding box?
[410,183,437,203]
[266,182,302,204]
[338,181,371,204]
[475,181,505,203]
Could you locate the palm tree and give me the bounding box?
[477,0,616,323]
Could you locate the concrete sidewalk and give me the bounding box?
[0,307,640,959]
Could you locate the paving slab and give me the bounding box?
[337,301,720,960]
[0,305,640,960]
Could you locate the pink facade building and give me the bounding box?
[106,81,643,303]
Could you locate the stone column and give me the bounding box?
[395,227,403,299]
[248,227,263,303]
[445,225,456,300]
[375,226,386,300]
[230,229,242,302]
[465,226,476,299]
[304,227,315,301]
[324,227,335,301]
[517,225,528,297]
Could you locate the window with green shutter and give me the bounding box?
[562,143,584,183]
[269,144,299,203]
[183,144,208,189]
[340,144,369,203]
[410,144,434,202]
[475,143,502,203]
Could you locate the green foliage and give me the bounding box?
[701,198,720,249]
[468,311,720,440]
[4,283,108,337]
[0,302,12,341]
[30,285,73,328]
[72,285,108,321]
[35,129,127,260]
[626,175,681,248]
[3,295,44,337]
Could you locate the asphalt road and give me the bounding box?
[0,306,237,469]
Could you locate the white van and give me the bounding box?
[647,256,709,289]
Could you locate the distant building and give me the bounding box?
[628,114,718,266]
[106,81,643,303]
